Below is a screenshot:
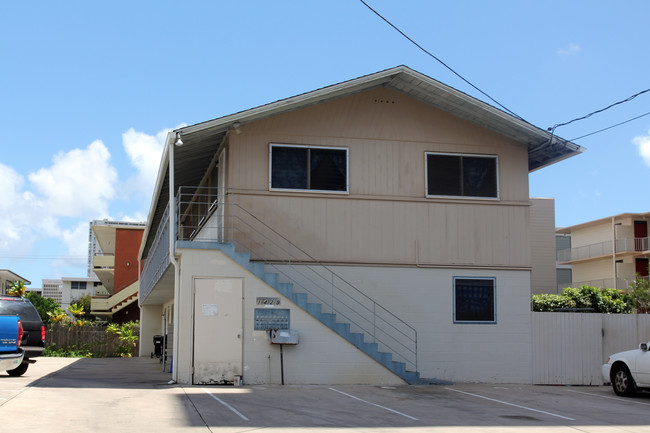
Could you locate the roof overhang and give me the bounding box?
[0,270,31,286]
[140,65,585,258]
[557,212,650,234]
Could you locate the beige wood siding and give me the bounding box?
[530,198,557,293]
[224,87,531,268]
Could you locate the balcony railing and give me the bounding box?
[557,237,650,263]
[140,204,171,303]
[175,186,418,373]
[93,254,115,268]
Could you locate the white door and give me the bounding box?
[193,278,243,384]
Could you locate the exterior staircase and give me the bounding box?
[208,242,420,384]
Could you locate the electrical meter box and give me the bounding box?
[270,329,299,345]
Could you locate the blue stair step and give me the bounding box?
[276,283,293,298]
[292,292,308,308]
[263,273,278,287]
[319,313,336,327]
[250,262,265,278]
[306,303,322,315]
[335,322,351,336]
[348,333,364,346]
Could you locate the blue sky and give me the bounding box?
[2,1,650,287]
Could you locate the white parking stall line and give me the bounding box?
[445,388,575,421]
[202,388,250,421]
[566,389,650,406]
[329,387,419,421]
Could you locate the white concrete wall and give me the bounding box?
[175,247,405,386]
[139,304,163,357]
[280,264,534,384]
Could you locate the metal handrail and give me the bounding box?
[557,236,650,262]
[176,186,418,372]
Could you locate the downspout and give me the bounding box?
[169,132,182,382]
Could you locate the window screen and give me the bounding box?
[454,278,496,323]
[427,153,497,198]
[271,145,347,192]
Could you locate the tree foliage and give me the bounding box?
[7,280,26,297]
[24,291,61,324]
[626,277,650,313]
[106,321,139,357]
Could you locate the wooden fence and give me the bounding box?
[46,324,140,358]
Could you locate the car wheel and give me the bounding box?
[7,361,29,377]
[612,365,636,396]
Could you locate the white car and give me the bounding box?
[602,342,650,396]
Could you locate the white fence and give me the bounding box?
[532,312,650,385]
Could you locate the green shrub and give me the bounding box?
[45,343,93,358]
[532,293,576,312]
[532,286,630,313]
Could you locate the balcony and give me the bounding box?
[139,204,171,303]
[93,253,115,293]
[557,237,650,263]
[93,254,114,268]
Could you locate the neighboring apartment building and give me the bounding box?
[138,66,583,386]
[556,212,650,290]
[41,277,100,309]
[89,220,145,323]
[556,233,573,292]
[60,277,101,310]
[0,270,30,295]
[42,279,63,304]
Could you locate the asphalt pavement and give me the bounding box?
[1,357,650,432]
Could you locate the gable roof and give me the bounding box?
[141,66,584,258]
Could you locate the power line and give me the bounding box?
[569,110,650,142]
[0,255,86,261]
[358,0,526,122]
[549,87,650,133]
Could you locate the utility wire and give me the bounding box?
[358,0,526,122]
[569,110,650,142]
[549,87,650,133]
[0,255,86,261]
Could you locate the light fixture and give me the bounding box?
[174,132,184,147]
[232,122,242,134]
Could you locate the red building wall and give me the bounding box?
[113,228,144,294]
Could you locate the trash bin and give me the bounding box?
[152,335,164,359]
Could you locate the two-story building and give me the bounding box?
[556,212,649,290]
[138,66,583,385]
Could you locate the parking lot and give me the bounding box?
[2,357,650,432]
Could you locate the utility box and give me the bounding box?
[270,329,299,345]
[254,308,290,330]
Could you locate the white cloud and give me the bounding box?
[122,128,169,199]
[0,163,59,255]
[633,131,650,166]
[558,43,581,56]
[28,140,118,218]
[61,221,91,257]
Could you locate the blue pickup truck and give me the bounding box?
[0,315,25,375]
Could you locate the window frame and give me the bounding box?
[453,276,497,324]
[425,152,499,200]
[269,143,349,194]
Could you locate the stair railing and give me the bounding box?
[176,187,417,373]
